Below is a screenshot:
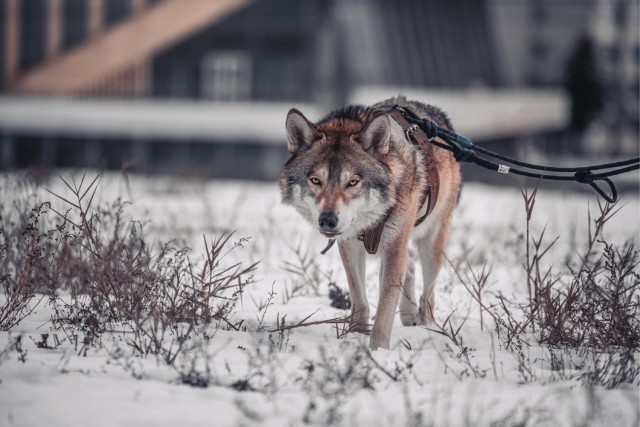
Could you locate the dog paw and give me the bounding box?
[401,311,436,327]
[400,312,420,327]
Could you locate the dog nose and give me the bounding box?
[318,212,338,230]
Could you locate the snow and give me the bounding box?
[0,172,638,426]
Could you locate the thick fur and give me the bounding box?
[280,96,462,349]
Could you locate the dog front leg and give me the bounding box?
[338,240,370,333]
[370,235,411,350]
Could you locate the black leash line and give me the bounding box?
[396,107,640,203]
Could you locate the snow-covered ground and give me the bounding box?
[0,172,638,426]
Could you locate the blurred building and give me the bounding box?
[489,0,639,155]
[2,0,504,102]
[0,0,637,178]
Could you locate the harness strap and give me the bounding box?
[359,214,388,255]
[358,110,439,255]
[389,110,440,227]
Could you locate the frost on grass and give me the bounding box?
[0,172,639,427]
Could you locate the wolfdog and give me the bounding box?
[280,96,462,349]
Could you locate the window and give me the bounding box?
[607,45,620,64]
[19,0,46,70]
[612,1,627,26]
[63,0,88,49]
[531,3,548,24]
[530,39,548,60]
[200,51,252,101]
[104,0,131,26]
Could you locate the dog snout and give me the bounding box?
[318,212,339,231]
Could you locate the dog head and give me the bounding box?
[280,106,404,240]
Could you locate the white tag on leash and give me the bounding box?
[498,164,510,174]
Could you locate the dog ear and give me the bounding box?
[285,109,323,155]
[355,115,397,155]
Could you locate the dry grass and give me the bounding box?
[2,172,638,393]
[1,173,257,369]
[447,186,640,388]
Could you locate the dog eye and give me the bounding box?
[309,177,321,186]
[347,178,360,187]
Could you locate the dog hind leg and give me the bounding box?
[399,247,419,326]
[416,218,452,325]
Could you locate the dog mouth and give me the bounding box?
[320,230,341,237]
[318,218,355,238]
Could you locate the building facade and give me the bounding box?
[0,0,637,176]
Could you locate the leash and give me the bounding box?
[320,107,639,256]
[396,106,640,204]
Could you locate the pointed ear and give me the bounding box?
[354,115,397,155]
[285,108,323,155]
